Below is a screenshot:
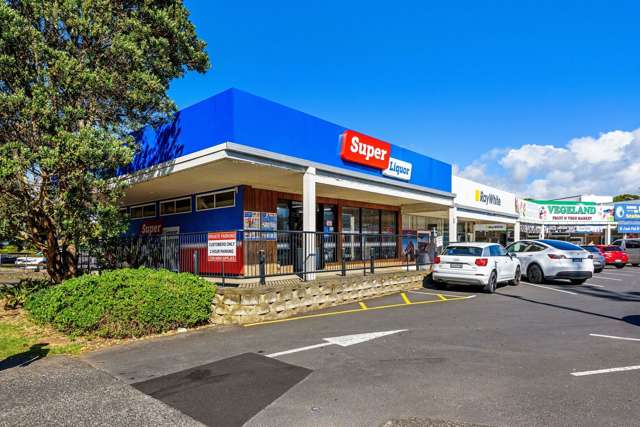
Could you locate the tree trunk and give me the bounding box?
[63,244,78,280]
[45,229,64,283]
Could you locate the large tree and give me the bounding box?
[0,1,209,282]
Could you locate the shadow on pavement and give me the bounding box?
[497,293,639,328]
[0,343,50,372]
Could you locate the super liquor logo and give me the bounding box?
[475,189,502,206]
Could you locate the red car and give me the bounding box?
[595,245,629,269]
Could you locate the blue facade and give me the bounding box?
[128,88,452,193]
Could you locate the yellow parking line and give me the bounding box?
[244,295,472,327]
[359,302,368,310]
[437,294,447,301]
[400,292,412,305]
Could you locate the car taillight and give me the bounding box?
[475,258,488,267]
[434,256,441,264]
[547,254,567,259]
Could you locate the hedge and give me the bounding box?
[25,268,216,338]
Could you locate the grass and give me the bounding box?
[0,307,84,363]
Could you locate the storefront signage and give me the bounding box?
[207,231,237,262]
[139,220,163,235]
[382,157,412,180]
[614,203,640,222]
[475,190,501,206]
[340,130,391,170]
[474,224,507,232]
[618,223,640,233]
[546,225,604,234]
[260,212,277,241]
[531,200,614,223]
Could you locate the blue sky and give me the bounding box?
[169,1,640,197]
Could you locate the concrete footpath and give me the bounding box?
[0,356,201,426]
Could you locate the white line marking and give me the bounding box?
[571,365,640,377]
[523,282,578,295]
[590,276,621,281]
[266,342,332,358]
[266,329,407,358]
[589,333,640,342]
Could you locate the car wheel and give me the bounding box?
[509,267,521,286]
[570,278,587,285]
[632,264,639,267]
[527,264,544,284]
[616,264,625,269]
[484,271,497,294]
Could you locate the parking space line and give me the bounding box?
[407,290,467,299]
[585,283,605,288]
[244,294,475,327]
[522,282,578,295]
[437,294,447,301]
[359,302,368,310]
[591,277,622,281]
[589,333,640,342]
[400,292,412,305]
[571,365,640,377]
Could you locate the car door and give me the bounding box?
[489,245,508,281]
[625,240,640,265]
[507,241,531,271]
[497,244,516,278]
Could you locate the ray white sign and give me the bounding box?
[382,157,412,181]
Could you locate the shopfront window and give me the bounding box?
[362,208,380,234]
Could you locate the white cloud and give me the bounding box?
[457,128,640,198]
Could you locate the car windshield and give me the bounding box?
[443,246,483,256]
[581,246,600,253]
[539,240,582,251]
[603,246,624,252]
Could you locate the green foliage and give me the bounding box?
[0,1,209,282]
[613,194,640,202]
[1,278,52,310]
[25,268,215,338]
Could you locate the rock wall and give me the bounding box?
[212,271,428,325]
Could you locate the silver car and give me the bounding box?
[581,245,605,273]
[611,238,640,266]
[506,239,594,285]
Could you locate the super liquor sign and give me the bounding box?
[339,130,412,181]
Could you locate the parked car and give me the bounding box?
[595,245,628,269]
[0,253,18,265]
[15,253,47,269]
[505,239,593,285]
[611,238,640,266]
[581,245,605,273]
[432,242,521,294]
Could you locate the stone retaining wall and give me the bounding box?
[212,271,429,325]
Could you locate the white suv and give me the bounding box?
[432,242,521,293]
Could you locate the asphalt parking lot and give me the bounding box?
[2,266,640,427]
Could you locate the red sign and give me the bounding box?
[207,231,237,262]
[140,220,163,235]
[340,130,391,170]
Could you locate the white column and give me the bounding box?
[513,222,521,242]
[303,167,316,281]
[539,224,545,239]
[448,207,457,244]
[605,224,612,245]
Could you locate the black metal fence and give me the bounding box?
[79,230,439,283]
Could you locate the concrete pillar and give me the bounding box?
[539,224,545,239]
[513,222,521,242]
[448,207,457,244]
[303,167,316,281]
[605,224,612,245]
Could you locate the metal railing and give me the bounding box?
[79,230,439,283]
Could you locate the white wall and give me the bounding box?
[452,176,517,216]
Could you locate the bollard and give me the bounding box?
[370,247,375,274]
[193,250,199,276]
[258,250,266,285]
[341,255,347,277]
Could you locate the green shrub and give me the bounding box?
[25,268,216,338]
[1,279,53,310]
